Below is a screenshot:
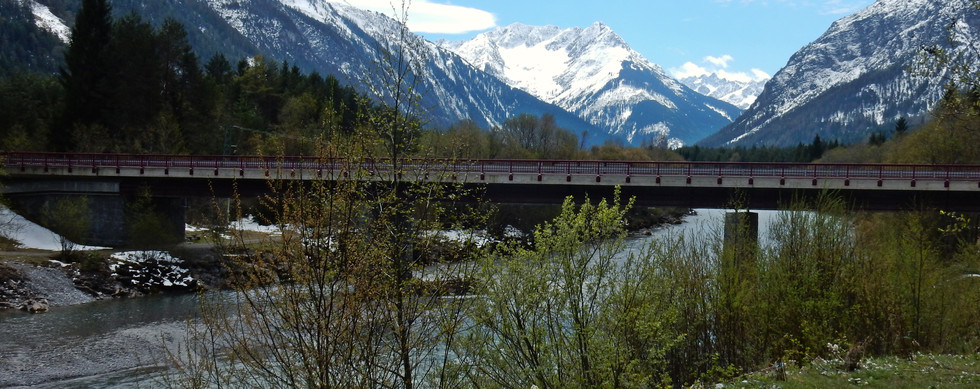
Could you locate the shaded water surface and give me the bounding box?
[0,293,199,388]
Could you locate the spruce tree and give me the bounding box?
[57,0,113,151]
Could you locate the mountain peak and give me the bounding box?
[699,0,980,147]
[678,72,768,110]
[440,22,742,145]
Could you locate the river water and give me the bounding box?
[0,293,200,388]
[0,209,782,388]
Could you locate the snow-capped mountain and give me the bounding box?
[11,0,602,143]
[194,0,605,138]
[439,23,743,146]
[699,0,980,147]
[679,73,768,110]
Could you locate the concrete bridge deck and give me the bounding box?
[3,152,980,211]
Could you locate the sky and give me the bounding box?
[332,0,876,82]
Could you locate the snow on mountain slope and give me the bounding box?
[198,0,602,141]
[28,0,70,43]
[679,73,768,110]
[440,22,743,146]
[700,0,980,147]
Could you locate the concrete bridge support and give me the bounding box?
[4,180,185,248]
[723,211,759,267]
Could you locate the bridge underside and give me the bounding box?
[477,183,979,212]
[5,175,977,212]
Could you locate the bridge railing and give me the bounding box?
[4,152,980,183]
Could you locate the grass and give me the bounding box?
[719,353,980,388]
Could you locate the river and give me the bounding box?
[0,209,782,388]
[0,293,200,388]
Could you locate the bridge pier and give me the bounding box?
[723,211,758,267]
[6,190,185,248]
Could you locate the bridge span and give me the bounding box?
[4,152,980,209]
[4,152,980,246]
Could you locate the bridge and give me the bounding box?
[3,152,980,245]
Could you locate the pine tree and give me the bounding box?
[894,117,909,136]
[57,0,113,151]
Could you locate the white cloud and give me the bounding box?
[672,62,712,79]
[333,0,496,34]
[670,55,771,82]
[705,54,734,68]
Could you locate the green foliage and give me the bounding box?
[646,195,980,386]
[728,353,980,388]
[126,187,177,248]
[56,0,113,151]
[6,4,367,155]
[0,74,61,150]
[494,113,580,158]
[463,191,679,388]
[886,87,980,164]
[41,196,90,259]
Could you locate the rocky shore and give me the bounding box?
[0,248,210,313]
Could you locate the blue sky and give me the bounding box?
[337,0,875,81]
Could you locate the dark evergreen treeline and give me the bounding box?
[677,135,842,163]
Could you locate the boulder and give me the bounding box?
[20,298,49,313]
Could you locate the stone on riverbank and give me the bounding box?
[20,297,49,313]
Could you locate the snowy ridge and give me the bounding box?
[441,22,743,146]
[26,0,70,43]
[700,0,980,147]
[680,73,768,110]
[199,0,602,141]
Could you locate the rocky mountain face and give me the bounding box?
[200,0,608,140]
[439,22,744,147]
[699,0,980,147]
[23,0,606,143]
[678,73,768,110]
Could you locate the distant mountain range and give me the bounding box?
[699,0,980,147]
[13,0,978,149]
[15,0,742,147]
[438,22,743,147]
[677,73,768,110]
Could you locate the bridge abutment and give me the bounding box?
[7,190,185,248]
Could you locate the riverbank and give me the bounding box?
[0,205,693,313]
[0,248,206,313]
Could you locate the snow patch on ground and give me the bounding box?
[231,215,280,234]
[109,251,195,288]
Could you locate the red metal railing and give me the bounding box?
[4,151,980,183]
